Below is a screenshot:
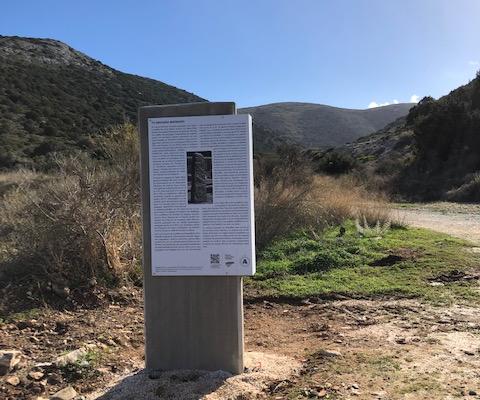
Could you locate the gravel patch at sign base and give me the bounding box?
[88,352,301,400]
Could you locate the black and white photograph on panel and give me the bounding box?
[187,151,213,204]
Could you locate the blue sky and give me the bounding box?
[1,0,479,108]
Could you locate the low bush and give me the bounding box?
[254,149,392,250]
[0,124,141,298]
[445,172,480,202]
[312,149,358,175]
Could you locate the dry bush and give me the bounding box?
[0,124,141,293]
[319,174,393,225]
[254,147,317,249]
[254,151,393,249]
[0,170,49,197]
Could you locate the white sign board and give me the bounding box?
[147,114,255,276]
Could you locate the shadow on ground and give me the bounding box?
[93,369,230,400]
[91,352,301,400]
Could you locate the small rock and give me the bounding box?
[469,390,477,396]
[51,284,70,298]
[429,282,445,287]
[263,300,274,308]
[47,373,63,385]
[54,322,69,335]
[318,349,342,357]
[0,350,22,375]
[16,320,34,330]
[50,386,78,400]
[113,336,130,347]
[6,375,20,386]
[95,367,110,375]
[28,371,45,380]
[55,348,87,367]
[27,381,44,394]
[351,383,360,389]
[395,337,407,344]
[464,350,475,356]
[34,362,53,368]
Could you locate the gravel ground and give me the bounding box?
[88,352,301,400]
[394,203,480,245]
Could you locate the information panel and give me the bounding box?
[148,114,255,276]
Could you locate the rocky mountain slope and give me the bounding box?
[240,102,413,150]
[342,116,414,167]
[342,72,480,201]
[0,36,204,168]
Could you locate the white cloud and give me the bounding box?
[469,60,479,66]
[368,96,420,108]
[367,100,397,108]
[410,94,420,103]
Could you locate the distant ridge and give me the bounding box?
[0,35,412,168]
[240,102,413,151]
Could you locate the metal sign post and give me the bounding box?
[138,102,255,374]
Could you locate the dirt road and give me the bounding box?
[394,203,480,245]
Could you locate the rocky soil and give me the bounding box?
[2,290,480,399]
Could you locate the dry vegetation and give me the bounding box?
[0,127,393,314]
[254,147,392,249]
[0,124,141,313]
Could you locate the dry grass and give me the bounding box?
[254,150,393,249]
[0,124,141,297]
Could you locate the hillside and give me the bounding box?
[239,102,413,151]
[342,116,415,171]
[343,72,480,201]
[0,36,205,169]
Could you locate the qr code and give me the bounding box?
[210,254,220,264]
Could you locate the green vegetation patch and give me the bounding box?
[247,222,479,303]
[58,349,103,382]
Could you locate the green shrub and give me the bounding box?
[445,172,480,202]
[312,149,358,175]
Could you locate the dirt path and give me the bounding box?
[394,203,480,245]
